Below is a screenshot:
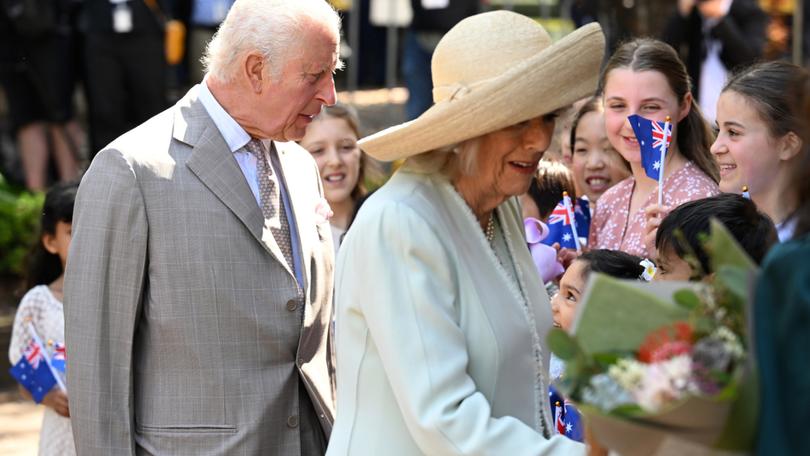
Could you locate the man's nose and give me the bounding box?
[320,76,337,106]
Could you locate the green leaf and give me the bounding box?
[673,289,701,310]
[705,219,756,272]
[547,328,581,361]
[715,266,750,301]
[572,275,691,355]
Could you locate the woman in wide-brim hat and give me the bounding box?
[327,11,604,456]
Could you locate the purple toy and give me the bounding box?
[524,217,565,283]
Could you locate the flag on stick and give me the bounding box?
[628,114,672,206]
[541,195,590,251]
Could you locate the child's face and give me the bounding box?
[603,68,690,165]
[571,110,631,202]
[42,221,72,269]
[299,116,362,206]
[711,90,784,196]
[653,247,693,281]
[551,259,587,331]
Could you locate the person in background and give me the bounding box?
[9,182,79,456]
[521,160,577,221]
[65,1,341,453]
[754,69,810,456]
[402,0,479,120]
[328,12,605,455]
[711,60,808,242]
[79,0,169,155]
[300,103,376,253]
[661,0,767,123]
[590,38,719,259]
[653,193,777,281]
[0,1,83,191]
[569,96,631,209]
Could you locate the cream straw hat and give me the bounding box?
[359,10,606,161]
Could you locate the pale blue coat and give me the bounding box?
[327,170,584,455]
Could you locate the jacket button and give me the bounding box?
[286,299,298,312]
[287,415,299,428]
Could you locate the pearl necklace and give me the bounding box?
[485,214,495,242]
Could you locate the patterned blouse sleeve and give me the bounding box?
[8,287,48,365]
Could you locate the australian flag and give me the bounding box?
[541,198,590,249]
[628,114,672,180]
[550,385,583,442]
[51,342,66,374]
[9,339,58,403]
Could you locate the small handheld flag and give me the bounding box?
[742,186,750,200]
[550,386,583,442]
[9,338,58,403]
[541,196,591,251]
[562,192,581,253]
[50,341,66,374]
[628,114,672,206]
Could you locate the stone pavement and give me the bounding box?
[0,390,42,455]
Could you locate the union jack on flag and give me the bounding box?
[24,339,44,370]
[651,120,673,153]
[541,198,591,250]
[628,114,671,180]
[547,205,571,226]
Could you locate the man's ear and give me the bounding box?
[777,131,802,162]
[244,53,265,93]
[42,233,58,255]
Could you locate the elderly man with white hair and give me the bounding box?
[64,1,341,454]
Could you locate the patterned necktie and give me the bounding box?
[245,139,294,270]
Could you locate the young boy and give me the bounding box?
[655,193,778,281]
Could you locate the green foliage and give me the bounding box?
[0,174,43,277]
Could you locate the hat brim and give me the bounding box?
[359,22,605,162]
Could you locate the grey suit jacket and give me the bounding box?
[64,86,335,455]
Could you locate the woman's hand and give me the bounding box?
[644,204,671,258]
[41,389,70,417]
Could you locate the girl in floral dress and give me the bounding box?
[590,39,720,258]
[9,182,78,456]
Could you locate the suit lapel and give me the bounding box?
[178,90,288,269]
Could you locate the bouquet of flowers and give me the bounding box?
[548,220,758,455]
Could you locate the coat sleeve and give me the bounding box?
[64,149,148,455]
[338,201,583,455]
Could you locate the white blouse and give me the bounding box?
[9,285,76,456]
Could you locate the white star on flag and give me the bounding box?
[562,233,572,242]
[566,423,573,433]
[653,161,661,170]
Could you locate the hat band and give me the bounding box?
[432,77,491,103]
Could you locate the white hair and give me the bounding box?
[203,0,342,83]
[402,137,482,177]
